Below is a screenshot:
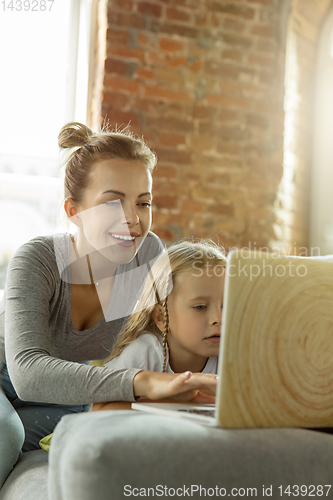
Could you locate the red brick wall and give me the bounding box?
[93,0,332,252]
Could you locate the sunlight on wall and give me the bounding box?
[274,27,298,249]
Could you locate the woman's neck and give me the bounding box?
[70,233,118,285]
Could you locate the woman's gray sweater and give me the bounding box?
[0,231,164,405]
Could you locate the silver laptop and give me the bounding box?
[132,250,333,428]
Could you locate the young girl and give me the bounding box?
[102,240,226,376]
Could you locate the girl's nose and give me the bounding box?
[210,308,222,325]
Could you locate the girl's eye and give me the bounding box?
[138,202,151,208]
[193,305,206,311]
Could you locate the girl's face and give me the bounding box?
[72,159,152,264]
[159,270,224,373]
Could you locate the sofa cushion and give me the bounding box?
[48,410,333,500]
[0,450,48,500]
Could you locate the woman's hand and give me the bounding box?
[133,370,217,403]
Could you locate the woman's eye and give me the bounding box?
[139,202,151,208]
[105,200,121,206]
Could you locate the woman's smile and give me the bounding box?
[109,231,140,247]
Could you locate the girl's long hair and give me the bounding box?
[105,239,227,371]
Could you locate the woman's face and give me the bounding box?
[74,159,152,264]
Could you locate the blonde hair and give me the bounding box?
[58,121,157,203]
[105,239,227,372]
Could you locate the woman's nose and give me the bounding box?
[123,205,139,225]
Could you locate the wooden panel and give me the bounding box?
[218,250,333,428]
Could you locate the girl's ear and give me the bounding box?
[152,304,165,332]
[64,198,82,227]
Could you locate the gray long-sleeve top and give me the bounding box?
[0,231,164,405]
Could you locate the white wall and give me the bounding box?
[310,6,333,254]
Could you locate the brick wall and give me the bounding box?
[92,0,333,252]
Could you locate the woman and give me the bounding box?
[0,122,217,488]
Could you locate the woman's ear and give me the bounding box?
[64,198,82,227]
[151,304,165,332]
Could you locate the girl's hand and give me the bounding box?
[133,370,217,404]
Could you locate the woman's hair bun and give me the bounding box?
[58,122,94,150]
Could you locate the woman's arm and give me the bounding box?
[4,237,142,405]
[93,334,217,411]
[92,370,217,411]
[133,370,217,402]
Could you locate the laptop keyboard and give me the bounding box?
[178,408,215,418]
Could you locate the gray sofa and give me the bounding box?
[1,410,333,500]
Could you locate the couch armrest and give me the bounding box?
[48,411,333,500]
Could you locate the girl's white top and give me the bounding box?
[104,331,218,374]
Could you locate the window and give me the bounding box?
[310,6,333,254]
[0,0,93,293]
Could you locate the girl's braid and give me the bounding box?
[162,298,169,373]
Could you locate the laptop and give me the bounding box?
[132,249,333,428]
